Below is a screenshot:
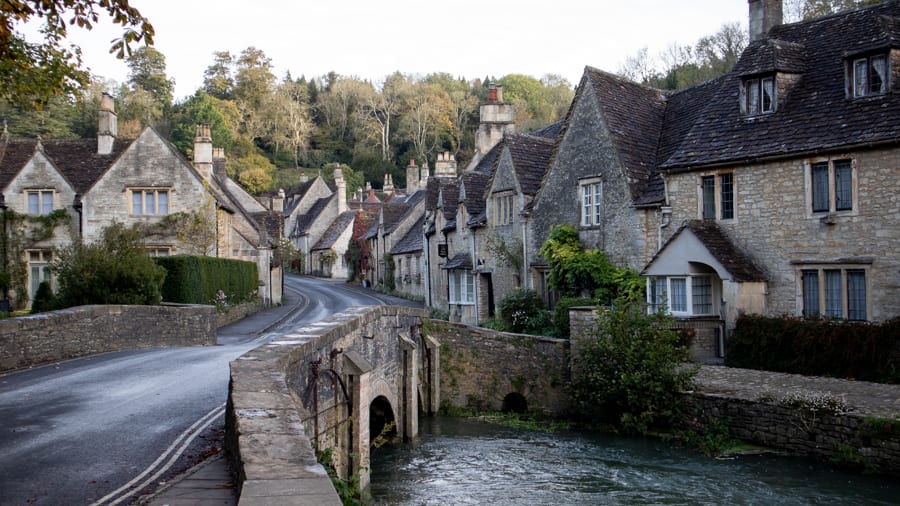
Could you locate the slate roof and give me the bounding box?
[643,220,767,282]
[385,189,426,234]
[390,215,424,255]
[505,135,556,196]
[470,139,503,174]
[293,195,332,236]
[462,171,490,227]
[0,138,131,194]
[426,176,460,222]
[661,2,900,170]
[442,252,472,270]
[529,120,564,140]
[312,211,355,251]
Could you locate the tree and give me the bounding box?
[174,191,217,256]
[0,0,154,104]
[52,221,166,308]
[169,90,235,157]
[234,152,276,194]
[362,72,408,161]
[203,51,234,100]
[784,0,884,21]
[121,46,173,130]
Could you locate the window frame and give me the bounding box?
[647,275,717,317]
[806,158,856,216]
[129,188,170,216]
[798,266,868,321]
[579,178,602,227]
[27,249,54,302]
[698,171,736,221]
[448,269,475,305]
[494,193,515,226]
[850,53,888,98]
[742,75,776,115]
[26,189,55,216]
[146,247,171,257]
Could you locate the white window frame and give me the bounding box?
[26,189,54,216]
[799,266,868,321]
[27,250,53,302]
[850,54,887,98]
[806,158,856,216]
[647,275,717,317]
[448,269,475,305]
[146,247,171,257]
[130,188,170,215]
[579,179,602,227]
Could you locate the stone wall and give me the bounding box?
[430,319,570,415]
[0,304,215,372]
[687,394,900,477]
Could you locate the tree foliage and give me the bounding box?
[539,224,643,303]
[570,296,697,433]
[0,0,154,104]
[51,221,166,308]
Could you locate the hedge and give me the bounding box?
[726,314,900,384]
[155,255,258,306]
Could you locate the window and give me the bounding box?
[495,194,514,225]
[449,270,475,304]
[809,159,853,214]
[26,190,54,215]
[851,54,887,98]
[800,267,867,320]
[146,247,171,257]
[130,188,170,215]
[699,172,735,220]
[580,180,602,226]
[28,250,53,302]
[647,275,716,317]
[743,76,775,115]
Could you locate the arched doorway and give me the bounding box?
[370,395,398,448]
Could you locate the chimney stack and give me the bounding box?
[273,189,285,212]
[213,147,227,177]
[406,159,419,195]
[193,124,213,179]
[420,161,430,188]
[97,93,117,155]
[299,171,308,184]
[434,151,457,178]
[334,164,347,213]
[748,0,782,42]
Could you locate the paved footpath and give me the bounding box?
[695,365,900,419]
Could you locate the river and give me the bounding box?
[370,417,899,505]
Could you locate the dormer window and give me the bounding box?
[851,54,887,98]
[742,76,775,115]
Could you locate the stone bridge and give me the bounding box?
[226,305,440,504]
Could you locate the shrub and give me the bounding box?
[30,280,55,313]
[52,222,166,308]
[497,289,551,334]
[570,296,696,434]
[155,255,258,306]
[727,314,900,383]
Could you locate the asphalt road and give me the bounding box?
[0,275,418,505]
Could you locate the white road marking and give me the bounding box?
[90,402,226,506]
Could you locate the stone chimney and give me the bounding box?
[212,147,227,178]
[97,92,117,155]
[334,164,347,213]
[406,159,419,195]
[434,151,458,178]
[193,124,213,179]
[299,171,308,184]
[466,84,515,171]
[273,189,285,212]
[749,0,782,42]
[368,187,377,202]
[420,161,430,188]
[383,173,394,192]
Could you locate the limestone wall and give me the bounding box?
[688,394,900,477]
[430,319,570,415]
[0,304,215,372]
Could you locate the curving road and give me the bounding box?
[0,275,418,505]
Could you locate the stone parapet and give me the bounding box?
[0,304,216,372]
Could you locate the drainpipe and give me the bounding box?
[520,218,528,290]
[471,226,478,325]
[72,194,83,239]
[658,177,673,251]
[423,215,432,307]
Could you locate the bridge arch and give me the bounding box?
[369,395,398,448]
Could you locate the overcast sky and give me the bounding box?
[54,0,751,100]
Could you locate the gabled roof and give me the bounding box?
[426,176,459,222]
[385,189,426,234]
[293,195,332,236]
[470,139,504,174]
[643,220,767,282]
[461,171,490,227]
[390,215,424,255]
[529,120,564,139]
[505,134,556,197]
[661,2,900,170]
[312,211,355,251]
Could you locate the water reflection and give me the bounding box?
[370,417,899,505]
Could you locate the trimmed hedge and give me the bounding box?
[156,256,258,306]
[726,314,900,384]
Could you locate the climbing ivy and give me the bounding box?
[1,208,72,309]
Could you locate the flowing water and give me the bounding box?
[370,417,900,505]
